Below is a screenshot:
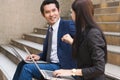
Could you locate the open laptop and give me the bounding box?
[24,47,75,80]
[10,45,47,64]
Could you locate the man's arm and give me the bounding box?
[68,20,76,37]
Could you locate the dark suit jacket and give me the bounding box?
[76,27,106,80]
[39,19,77,69]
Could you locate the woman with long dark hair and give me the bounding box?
[53,0,107,80]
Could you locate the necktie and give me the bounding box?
[46,27,53,62]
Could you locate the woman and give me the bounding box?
[53,0,107,80]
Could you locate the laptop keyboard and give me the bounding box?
[41,70,54,79]
[41,70,75,80]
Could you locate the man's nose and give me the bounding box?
[50,12,54,16]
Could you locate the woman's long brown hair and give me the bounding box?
[72,0,107,63]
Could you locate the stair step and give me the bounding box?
[0,45,19,64]
[94,1,120,8]
[34,28,47,35]
[108,45,120,54]
[24,33,46,38]
[95,13,120,22]
[107,45,120,66]
[95,6,120,14]
[0,45,28,64]
[105,32,120,36]
[98,22,120,32]
[23,33,46,44]
[104,32,120,46]
[0,69,7,80]
[0,53,16,80]
[105,63,120,80]
[11,39,43,54]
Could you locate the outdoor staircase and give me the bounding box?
[0,1,120,80]
[94,1,120,80]
[0,27,47,80]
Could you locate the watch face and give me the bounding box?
[72,69,77,76]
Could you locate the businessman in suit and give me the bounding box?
[13,0,76,80]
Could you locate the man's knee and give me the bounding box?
[22,64,35,73]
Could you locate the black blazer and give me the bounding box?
[76,28,106,80]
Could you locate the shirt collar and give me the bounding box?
[50,18,60,31]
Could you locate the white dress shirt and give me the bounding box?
[50,18,60,63]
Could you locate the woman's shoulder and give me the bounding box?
[87,27,103,39]
[89,27,101,32]
[88,27,102,35]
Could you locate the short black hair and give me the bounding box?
[40,0,59,15]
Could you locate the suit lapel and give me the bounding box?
[57,20,64,44]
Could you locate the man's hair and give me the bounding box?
[40,0,59,15]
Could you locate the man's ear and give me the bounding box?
[41,12,45,17]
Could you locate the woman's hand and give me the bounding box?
[61,34,73,45]
[25,54,40,61]
[53,69,73,77]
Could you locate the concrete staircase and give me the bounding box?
[0,27,47,80]
[0,1,120,80]
[94,1,120,80]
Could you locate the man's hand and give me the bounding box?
[61,34,73,45]
[25,54,40,61]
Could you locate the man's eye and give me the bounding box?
[52,9,56,12]
[45,11,49,14]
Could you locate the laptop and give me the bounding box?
[10,45,47,64]
[24,47,75,80]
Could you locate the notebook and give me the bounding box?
[24,47,75,80]
[10,45,47,64]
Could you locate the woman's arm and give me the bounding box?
[53,69,83,77]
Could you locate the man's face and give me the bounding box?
[43,4,60,25]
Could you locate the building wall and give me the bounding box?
[0,0,45,44]
[0,0,73,44]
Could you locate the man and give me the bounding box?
[13,0,76,80]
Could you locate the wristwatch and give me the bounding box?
[72,69,77,76]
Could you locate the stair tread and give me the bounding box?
[93,1,120,8]
[95,6,119,10]
[105,63,120,79]
[35,27,47,29]
[1,44,27,60]
[95,13,120,15]
[26,33,46,38]
[0,53,16,80]
[34,27,47,32]
[107,45,120,53]
[13,39,43,51]
[97,22,120,24]
[104,32,120,36]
